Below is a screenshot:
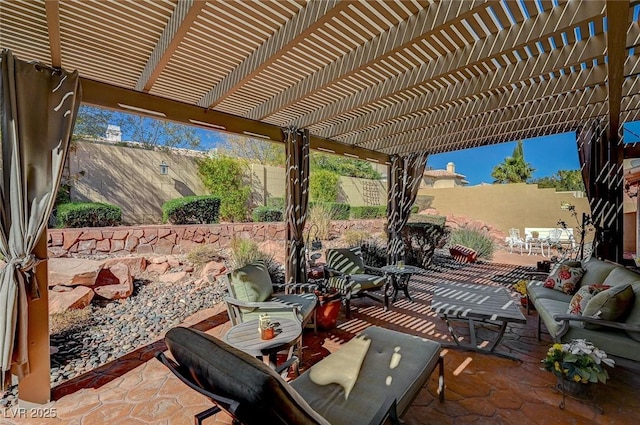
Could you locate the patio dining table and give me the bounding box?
[431,282,526,360]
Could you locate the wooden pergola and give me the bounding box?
[1,0,639,404]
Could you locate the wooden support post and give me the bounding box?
[18,232,50,405]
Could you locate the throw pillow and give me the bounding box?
[542,264,585,295]
[582,284,636,329]
[567,284,611,315]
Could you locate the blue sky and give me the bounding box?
[427,121,640,185]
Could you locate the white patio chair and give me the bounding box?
[546,228,563,256]
[507,228,526,255]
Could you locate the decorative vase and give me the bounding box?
[556,376,591,397]
[519,297,527,307]
[316,293,341,330]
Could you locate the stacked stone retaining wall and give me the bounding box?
[47,219,386,257]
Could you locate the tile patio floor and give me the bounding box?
[4,252,640,424]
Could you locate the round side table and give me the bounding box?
[223,318,302,369]
[381,264,421,302]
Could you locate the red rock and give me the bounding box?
[147,262,170,274]
[47,247,67,258]
[79,230,103,241]
[103,256,147,275]
[50,232,63,246]
[160,271,188,283]
[95,239,111,252]
[149,256,167,264]
[143,228,158,242]
[125,236,139,251]
[49,286,94,314]
[94,263,133,300]
[78,239,96,253]
[158,228,171,238]
[62,230,82,250]
[49,258,103,287]
[111,239,125,252]
[112,230,129,240]
[167,256,180,268]
[155,239,174,254]
[136,244,153,254]
[201,261,227,279]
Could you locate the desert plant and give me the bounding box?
[343,229,370,247]
[187,245,224,267]
[162,196,221,224]
[307,203,332,240]
[360,237,388,268]
[229,237,284,283]
[448,227,496,260]
[402,219,450,269]
[56,202,122,228]
[309,169,340,203]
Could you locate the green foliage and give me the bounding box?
[309,202,350,220]
[186,245,224,267]
[310,153,382,179]
[56,202,122,228]
[73,105,114,139]
[197,155,251,222]
[448,227,495,260]
[491,140,535,183]
[360,237,388,268]
[402,221,450,268]
[533,169,585,192]
[229,237,284,283]
[55,184,71,206]
[309,169,340,202]
[408,214,447,226]
[267,197,285,210]
[350,205,386,219]
[218,134,285,166]
[252,206,283,222]
[162,196,221,224]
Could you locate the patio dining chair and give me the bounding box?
[323,247,389,319]
[507,228,526,255]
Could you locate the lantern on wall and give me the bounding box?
[159,161,169,175]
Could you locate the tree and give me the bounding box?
[217,134,285,166]
[197,154,251,222]
[310,153,382,179]
[533,170,585,192]
[73,105,115,139]
[119,114,201,150]
[491,140,535,183]
[310,169,340,202]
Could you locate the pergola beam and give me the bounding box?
[605,0,630,139]
[301,0,604,132]
[247,0,489,120]
[44,0,61,67]
[135,0,206,92]
[197,0,344,109]
[79,77,389,164]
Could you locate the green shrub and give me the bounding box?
[350,205,386,219]
[252,206,283,222]
[197,155,251,222]
[360,238,388,268]
[162,196,221,224]
[448,227,496,260]
[310,169,339,203]
[267,197,285,210]
[56,202,122,228]
[229,237,284,283]
[309,202,350,220]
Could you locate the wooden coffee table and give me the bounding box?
[431,282,526,360]
[223,318,302,368]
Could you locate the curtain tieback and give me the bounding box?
[7,254,44,300]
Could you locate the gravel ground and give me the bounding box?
[1,276,227,408]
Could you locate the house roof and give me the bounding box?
[423,169,466,179]
[1,0,638,162]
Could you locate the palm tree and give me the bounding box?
[491,141,535,183]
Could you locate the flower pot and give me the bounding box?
[519,297,528,307]
[556,376,591,397]
[316,295,341,330]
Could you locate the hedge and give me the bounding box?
[56,202,122,228]
[350,205,386,219]
[162,196,221,224]
[252,206,283,222]
[267,197,285,210]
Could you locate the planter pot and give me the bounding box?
[316,295,341,330]
[556,376,591,397]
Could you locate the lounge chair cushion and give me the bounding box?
[326,248,366,274]
[228,261,274,303]
[165,327,329,425]
[291,326,441,424]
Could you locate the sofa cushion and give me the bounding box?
[228,261,274,303]
[567,284,611,315]
[527,280,573,304]
[165,327,329,425]
[542,264,585,295]
[624,283,640,342]
[579,258,619,287]
[582,284,635,329]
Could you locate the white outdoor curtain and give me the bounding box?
[387,152,428,263]
[0,49,81,389]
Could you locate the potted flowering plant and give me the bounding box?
[512,280,528,306]
[542,339,615,395]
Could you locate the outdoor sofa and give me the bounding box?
[527,257,640,368]
[157,325,445,425]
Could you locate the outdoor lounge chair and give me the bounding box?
[323,247,389,319]
[156,325,445,425]
[224,260,317,333]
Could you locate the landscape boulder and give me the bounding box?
[49,286,94,315]
[48,258,103,287]
[94,263,133,300]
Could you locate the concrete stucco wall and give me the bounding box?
[418,183,592,235]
